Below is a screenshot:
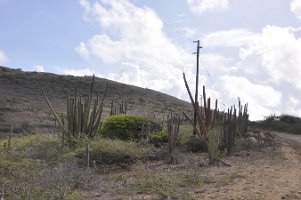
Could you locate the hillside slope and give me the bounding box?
[0,66,192,133]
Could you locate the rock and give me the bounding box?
[245,137,258,145]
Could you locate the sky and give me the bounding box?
[1,0,301,120]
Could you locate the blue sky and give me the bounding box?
[1,0,301,120]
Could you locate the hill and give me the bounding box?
[251,114,301,134]
[0,66,192,134]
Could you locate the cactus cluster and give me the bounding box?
[183,73,220,164]
[183,72,249,165]
[110,100,127,115]
[222,99,248,154]
[66,75,108,139]
[43,75,108,146]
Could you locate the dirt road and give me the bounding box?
[274,131,301,161]
[198,131,301,200]
[276,131,301,146]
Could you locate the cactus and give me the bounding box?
[7,124,13,154]
[237,98,249,137]
[42,75,108,146]
[110,100,128,115]
[183,73,229,165]
[167,114,181,154]
[208,129,220,165]
[222,99,249,154]
[86,143,90,168]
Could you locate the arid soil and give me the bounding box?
[200,134,301,200]
[83,132,301,200]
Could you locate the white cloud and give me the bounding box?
[221,75,282,120]
[199,53,236,75]
[77,0,196,98]
[280,94,301,116]
[289,95,300,107]
[33,65,45,72]
[75,42,90,61]
[187,0,229,15]
[201,25,301,119]
[291,0,301,21]
[239,25,301,89]
[0,49,8,65]
[202,29,258,47]
[78,0,298,120]
[108,62,149,89]
[61,67,103,78]
[221,75,282,107]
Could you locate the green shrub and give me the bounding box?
[101,114,160,140]
[149,130,168,145]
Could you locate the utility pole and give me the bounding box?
[193,40,202,136]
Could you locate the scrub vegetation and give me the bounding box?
[0,66,292,200]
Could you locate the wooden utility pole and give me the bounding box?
[193,40,202,136]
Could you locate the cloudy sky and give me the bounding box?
[1,0,301,120]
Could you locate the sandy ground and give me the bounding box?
[200,135,301,200]
[83,132,301,200]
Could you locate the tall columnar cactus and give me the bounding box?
[183,73,217,141]
[43,75,108,146]
[222,99,249,154]
[208,129,221,164]
[222,107,236,154]
[237,98,249,137]
[167,114,181,155]
[110,100,128,115]
[183,73,223,165]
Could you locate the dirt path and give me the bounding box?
[202,142,301,199]
[199,132,301,200]
[275,131,301,144]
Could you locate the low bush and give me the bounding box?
[0,134,91,200]
[76,138,153,167]
[9,134,62,161]
[185,136,207,153]
[149,130,168,146]
[101,114,161,140]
